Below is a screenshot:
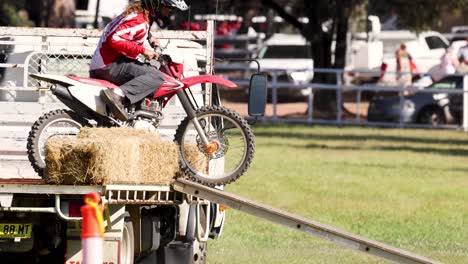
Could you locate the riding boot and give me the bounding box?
[100,89,128,121]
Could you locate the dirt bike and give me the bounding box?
[27,51,266,186]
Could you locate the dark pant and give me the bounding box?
[90,57,165,104]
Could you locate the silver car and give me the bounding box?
[367,75,465,126]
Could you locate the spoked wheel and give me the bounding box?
[174,106,255,186]
[27,109,89,177]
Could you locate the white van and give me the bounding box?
[255,33,314,99]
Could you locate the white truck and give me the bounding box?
[0,25,226,264]
[254,33,314,99]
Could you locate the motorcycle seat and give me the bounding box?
[66,75,119,89]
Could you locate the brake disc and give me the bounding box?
[196,131,229,159]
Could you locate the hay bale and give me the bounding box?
[78,127,157,139]
[45,138,75,184]
[45,127,215,185]
[182,144,209,174]
[45,127,178,185]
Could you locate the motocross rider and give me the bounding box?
[89,0,188,121]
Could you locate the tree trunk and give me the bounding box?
[334,0,351,69]
[238,8,257,34]
[33,0,51,27]
[261,0,357,116]
[305,1,336,113]
[261,0,304,34]
[48,0,75,28]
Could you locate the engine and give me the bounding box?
[128,99,164,131]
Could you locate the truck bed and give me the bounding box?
[0,159,193,205]
[0,159,41,182]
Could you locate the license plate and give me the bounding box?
[0,224,32,238]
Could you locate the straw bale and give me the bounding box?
[45,127,215,185]
[183,144,209,174]
[78,127,156,139]
[45,127,178,185]
[138,137,179,183]
[45,138,76,184]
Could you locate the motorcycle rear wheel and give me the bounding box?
[174,106,255,186]
[27,109,89,177]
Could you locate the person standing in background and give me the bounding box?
[457,37,468,73]
[440,47,459,76]
[395,43,412,85]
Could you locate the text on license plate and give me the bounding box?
[0,224,32,238]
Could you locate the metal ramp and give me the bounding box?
[173,178,441,264]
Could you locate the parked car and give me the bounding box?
[254,33,314,100]
[367,75,466,126]
[449,25,468,43]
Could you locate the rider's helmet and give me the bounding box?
[142,0,188,28]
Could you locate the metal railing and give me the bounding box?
[0,26,213,91]
[215,63,468,131]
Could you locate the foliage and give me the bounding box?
[371,0,468,31]
[0,0,34,26]
[210,124,468,264]
[256,0,364,112]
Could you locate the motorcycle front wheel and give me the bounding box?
[27,109,89,177]
[174,106,255,186]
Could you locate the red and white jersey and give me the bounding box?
[90,13,149,70]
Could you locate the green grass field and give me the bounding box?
[209,124,468,264]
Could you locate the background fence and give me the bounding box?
[215,63,468,131]
[0,27,467,133]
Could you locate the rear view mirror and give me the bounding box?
[248,74,267,116]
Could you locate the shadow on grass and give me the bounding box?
[319,160,468,173]
[254,131,468,147]
[264,142,468,158]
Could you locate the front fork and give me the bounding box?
[176,89,211,146]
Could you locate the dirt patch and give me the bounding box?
[223,100,369,121]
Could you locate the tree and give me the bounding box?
[47,0,76,28]
[185,0,360,113]
[371,0,468,31]
[0,0,76,28]
[0,0,34,26]
[261,0,362,113]
[260,0,468,115]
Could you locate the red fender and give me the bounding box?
[181,75,237,88]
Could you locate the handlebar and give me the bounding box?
[147,43,180,78]
[149,41,158,50]
[158,54,172,66]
